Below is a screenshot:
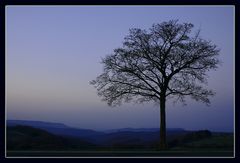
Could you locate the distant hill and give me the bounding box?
[6,120,188,145]
[7,120,105,141]
[7,125,96,150]
[7,120,185,135]
[104,127,185,133]
[7,120,233,150]
[7,121,234,156]
[8,120,68,128]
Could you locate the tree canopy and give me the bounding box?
[90,20,220,107]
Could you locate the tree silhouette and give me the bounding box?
[90,20,220,149]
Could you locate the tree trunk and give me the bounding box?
[159,96,167,150]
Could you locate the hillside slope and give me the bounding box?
[7,125,96,150]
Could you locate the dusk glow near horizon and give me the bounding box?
[6,6,234,132]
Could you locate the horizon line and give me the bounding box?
[6,119,233,133]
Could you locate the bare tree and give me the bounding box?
[90,20,220,149]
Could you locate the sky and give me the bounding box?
[6,6,234,132]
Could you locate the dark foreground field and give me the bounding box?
[7,149,233,157]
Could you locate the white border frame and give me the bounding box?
[5,5,236,159]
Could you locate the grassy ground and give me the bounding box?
[6,149,234,157]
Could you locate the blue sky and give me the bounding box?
[6,6,234,131]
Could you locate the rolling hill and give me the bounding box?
[7,120,233,150]
[7,125,96,150]
[6,120,234,157]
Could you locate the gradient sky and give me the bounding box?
[6,6,234,132]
